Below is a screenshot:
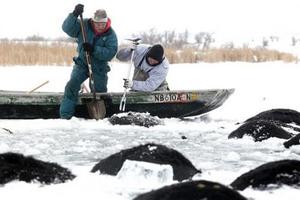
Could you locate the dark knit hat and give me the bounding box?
[146,44,164,62]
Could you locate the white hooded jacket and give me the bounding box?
[116,45,169,92]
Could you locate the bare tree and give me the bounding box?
[269,35,279,42]
[222,42,234,49]
[195,32,214,50]
[132,28,162,44]
[194,32,206,48]
[25,35,46,41]
[162,30,176,47]
[262,38,269,48]
[173,29,189,49]
[291,36,300,46]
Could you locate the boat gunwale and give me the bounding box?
[0,88,234,96]
[0,89,234,106]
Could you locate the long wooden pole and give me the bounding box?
[27,80,49,94]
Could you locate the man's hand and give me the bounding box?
[126,38,141,51]
[73,4,84,17]
[123,79,133,89]
[130,43,137,50]
[82,42,94,53]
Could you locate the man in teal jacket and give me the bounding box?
[60,4,118,119]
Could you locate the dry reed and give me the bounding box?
[0,41,297,66]
[0,41,76,66]
[166,47,298,64]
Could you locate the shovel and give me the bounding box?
[79,14,106,120]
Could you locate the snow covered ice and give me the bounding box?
[1,62,300,200]
[116,160,174,185]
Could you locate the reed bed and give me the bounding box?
[165,47,298,64]
[0,41,297,66]
[0,41,76,66]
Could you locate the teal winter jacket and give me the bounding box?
[62,13,118,73]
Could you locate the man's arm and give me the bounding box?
[116,47,133,62]
[62,13,81,38]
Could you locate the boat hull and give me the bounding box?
[0,89,234,119]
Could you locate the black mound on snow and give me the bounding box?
[133,180,247,200]
[109,112,162,127]
[230,159,300,190]
[0,152,75,185]
[245,108,300,125]
[228,108,300,142]
[284,133,300,148]
[91,143,200,181]
[228,119,293,142]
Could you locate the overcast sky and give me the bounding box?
[1,0,300,41]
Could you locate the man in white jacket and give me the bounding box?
[116,44,169,91]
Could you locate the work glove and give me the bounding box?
[130,43,138,50]
[73,4,84,17]
[123,79,133,89]
[82,42,94,53]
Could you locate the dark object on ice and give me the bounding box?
[108,112,162,127]
[228,119,293,142]
[245,108,300,126]
[0,89,234,119]
[0,152,75,185]
[228,108,300,142]
[1,127,13,134]
[283,133,300,148]
[230,159,300,190]
[133,180,247,200]
[181,135,187,140]
[91,143,200,181]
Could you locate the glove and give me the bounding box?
[127,38,140,50]
[123,79,133,89]
[130,43,137,50]
[73,4,84,17]
[82,42,94,53]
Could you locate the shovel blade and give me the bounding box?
[86,100,106,120]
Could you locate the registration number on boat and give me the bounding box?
[154,93,198,103]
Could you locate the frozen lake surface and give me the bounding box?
[1,62,300,199]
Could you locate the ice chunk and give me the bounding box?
[116,160,173,184]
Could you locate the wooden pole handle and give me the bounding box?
[27,80,49,94]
